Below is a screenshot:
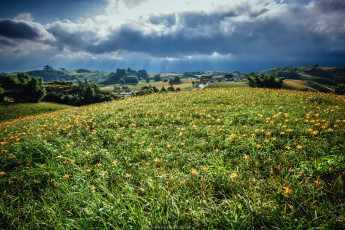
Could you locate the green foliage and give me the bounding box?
[0,87,4,103]
[137,69,148,80]
[169,76,181,86]
[0,73,45,103]
[153,74,162,82]
[183,71,204,78]
[246,73,284,88]
[134,85,159,96]
[123,76,139,84]
[335,83,345,95]
[44,79,118,106]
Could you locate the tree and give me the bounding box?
[26,77,45,102]
[123,76,139,84]
[153,74,162,82]
[137,69,148,80]
[245,73,284,89]
[0,73,45,103]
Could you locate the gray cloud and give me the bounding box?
[1,0,345,73]
[0,19,40,39]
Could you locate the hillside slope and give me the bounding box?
[24,69,110,82]
[1,88,344,229]
[261,66,345,87]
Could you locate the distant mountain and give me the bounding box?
[23,69,110,83]
[260,65,345,87]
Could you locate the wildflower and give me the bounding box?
[112,160,117,165]
[64,174,69,179]
[147,148,152,153]
[284,187,292,194]
[125,173,132,179]
[90,185,96,190]
[102,171,107,176]
[285,146,291,150]
[153,158,160,163]
[167,144,172,149]
[192,169,198,176]
[296,145,303,150]
[150,142,154,146]
[270,168,274,174]
[311,131,319,135]
[256,144,261,149]
[314,180,321,186]
[230,173,238,179]
[0,171,6,176]
[181,142,185,146]
[97,162,102,167]
[328,128,333,132]
[202,167,208,172]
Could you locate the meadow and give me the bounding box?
[102,79,195,92]
[0,88,344,229]
[0,102,73,123]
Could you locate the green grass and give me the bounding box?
[0,88,344,229]
[205,81,249,88]
[0,102,74,123]
[102,79,197,91]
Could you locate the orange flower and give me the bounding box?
[64,174,69,179]
[192,169,198,176]
[90,185,96,190]
[0,171,6,176]
[284,187,292,194]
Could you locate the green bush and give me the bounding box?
[246,73,284,88]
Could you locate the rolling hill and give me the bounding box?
[261,65,345,86]
[24,69,111,82]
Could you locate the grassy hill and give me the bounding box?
[24,69,110,82]
[0,88,344,229]
[0,103,74,123]
[205,80,334,93]
[261,66,345,87]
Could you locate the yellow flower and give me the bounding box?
[64,174,69,179]
[167,144,172,149]
[256,144,261,149]
[192,169,198,176]
[147,148,152,153]
[112,160,117,165]
[153,158,160,163]
[296,145,303,150]
[201,167,208,172]
[90,185,96,190]
[125,173,132,179]
[102,171,107,176]
[230,173,238,179]
[150,142,154,146]
[97,162,102,167]
[0,171,6,176]
[285,146,291,150]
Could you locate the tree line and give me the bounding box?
[0,73,118,105]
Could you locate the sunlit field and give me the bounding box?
[102,79,196,92]
[1,88,344,229]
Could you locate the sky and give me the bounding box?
[0,0,345,73]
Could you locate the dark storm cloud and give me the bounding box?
[0,19,40,39]
[85,1,343,60]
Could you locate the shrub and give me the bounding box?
[246,73,284,88]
